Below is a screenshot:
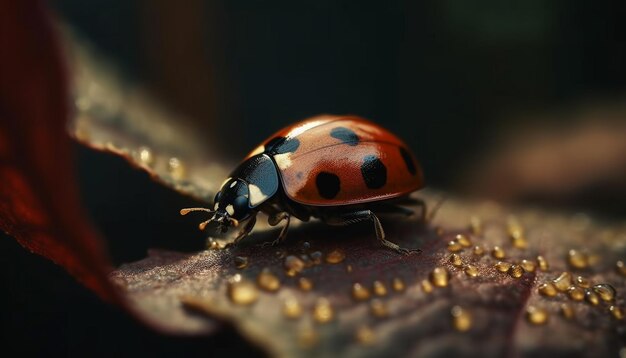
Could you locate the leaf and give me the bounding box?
[111,195,626,357]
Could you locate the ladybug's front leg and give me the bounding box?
[323,210,420,255]
[231,214,257,245]
[263,212,291,247]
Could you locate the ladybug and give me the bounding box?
[181,115,425,254]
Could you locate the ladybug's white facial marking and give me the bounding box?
[249,183,269,207]
[225,204,235,216]
[274,152,292,170]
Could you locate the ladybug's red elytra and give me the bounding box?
[181,115,426,254]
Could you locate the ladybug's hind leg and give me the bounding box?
[322,210,420,255]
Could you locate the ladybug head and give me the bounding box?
[180,178,252,234]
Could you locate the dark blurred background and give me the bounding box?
[2,1,626,357]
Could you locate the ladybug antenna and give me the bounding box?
[426,195,447,223]
[180,207,217,231]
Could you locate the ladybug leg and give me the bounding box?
[323,210,420,255]
[231,214,257,245]
[374,203,415,217]
[263,212,291,247]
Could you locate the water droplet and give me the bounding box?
[167,157,185,180]
[227,275,258,305]
[257,268,280,292]
[537,255,549,271]
[355,326,376,345]
[284,255,305,277]
[507,219,524,240]
[491,246,506,259]
[573,275,589,288]
[392,278,405,292]
[346,264,353,273]
[373,280,388,296]
[560,303,574,319]
[508,264,524,278]
[301,241,311,252]
[609,305,624,320]
[567,249,589,269]
[451,305,472,332]
[283,296,302,319]
[449,253,463,267]
[298,277,313,291]
[472,245,484,256]
[592,283,616,302]
[567,286,585,301]
[299,254,313,268]
[552,272,572,292]
[421,279,434,294]
[495,261,512,273]
[469,216,482,235]
[138,147,154,166]
[370,299,389,318]
[456,234,472,247]
[585,290,600,306]
[309,251,323,265]
[526,306,549,325]
[616,260,626,277]
[297,327,319,348]
[538,283,558,297]
[464,265,479,278]
[520,259,536,273]
[511,236,528,249]
[430,267,449,287]
[326,249,346,264]
[351,283,371,301]
[447,240,463,252]
[234,256,248,269]
[207,239,223,250]
[313,298,334,323]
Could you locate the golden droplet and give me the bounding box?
[351,283,371,301]
[508,264,524,279]
[537,255,549,271]
[227,275,258,305]
[456,234,472,247]
[346,264,354,273]
[257,268,280,292]
[567,249,589,269]
[491,246,506,259]
[464,265,479,278]
[449,253,463,267]
[511,236,528,249]
[326,249,346,264]
[552,272,572,292]
[526,306,549,325]
[284,255,306,277]
[616,260,626,277]
[567,286,585,301]
[282,296,302,319]
[472,245,485,256]
[447,240,463,252]
[167,157,185,180]
[560,303,575,320]
[585,290,600,306]
[297,327,319,348]
[592,283,616,302]
[574,276,590,288]
[538,283,558,297]
[234,256,249,269]
[392,277,405,292]
[298,277,313,291]
[370,299,389,318]
[355,326,376,345]
[507,219,524,240]
[313,298,334,323]
[138,147,154,166]
[430,267,449,287]
[373,280,388,296]
[421,279,434,294]
[495,261,512,273]
[520,259,536,273]
[609,305,625,320]
[207,239,223,250]
[451,305,472,332]
[309,251,323,265]
[469,216,482,235]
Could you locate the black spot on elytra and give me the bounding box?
[265,136,300,154]
[316,172,340,199]
[330,127,359,146]
[361,155,387,189]
[399,147,417,175]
